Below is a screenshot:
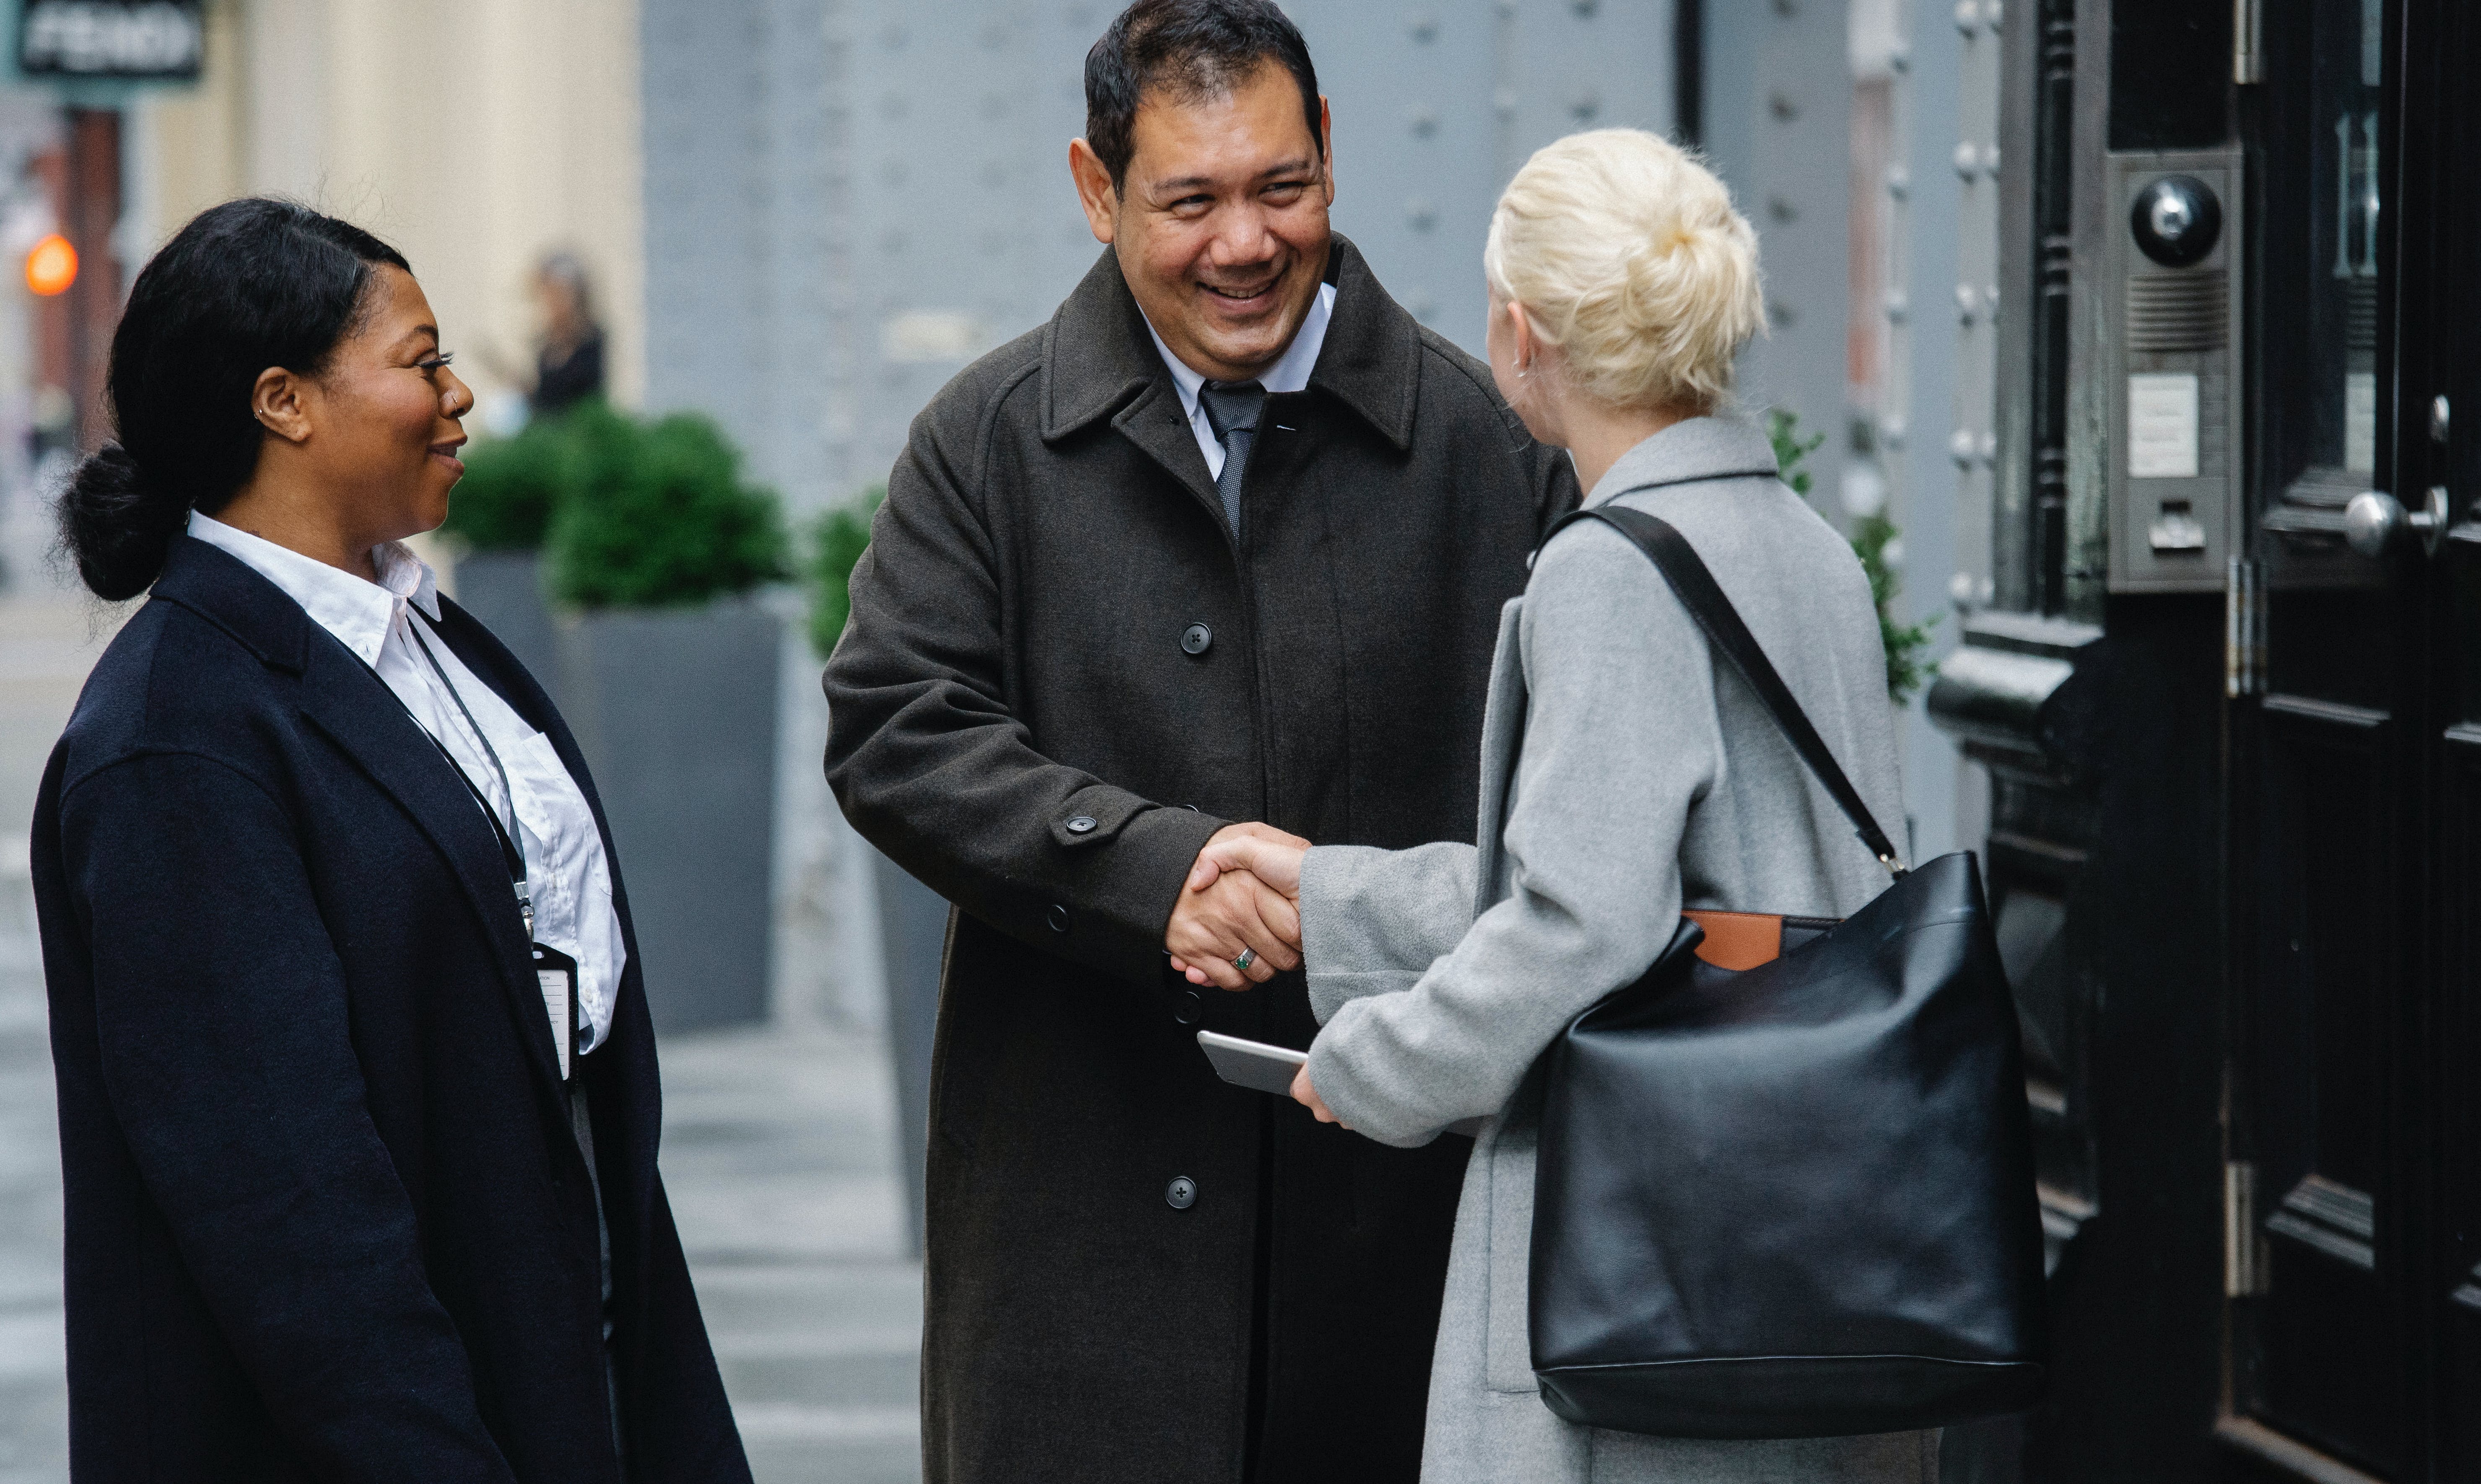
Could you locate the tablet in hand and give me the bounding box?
[1194,1030,1483,1137]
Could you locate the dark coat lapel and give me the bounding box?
[425,597,664,1192]
[424,596,657,1048]
[1042,248,1222,516]
[1038,234,1422,525]
[1305,238,1422,453]
[1114,383,1222,525]
[148,537,568,1097]
[426,596,633,933]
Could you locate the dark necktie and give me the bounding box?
[1198,380,1266,537]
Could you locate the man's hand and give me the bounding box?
[1165,823,1309,991]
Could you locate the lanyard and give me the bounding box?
[404,617,535,939]
[371,611,582,1080]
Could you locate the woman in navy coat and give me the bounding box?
[31,199,750,1481]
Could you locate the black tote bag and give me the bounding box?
[1527,505,2049,1440]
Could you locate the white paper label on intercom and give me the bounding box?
[2344,371,2377,474]
[2128,373,2201,479]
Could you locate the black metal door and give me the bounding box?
[2400,1,2481,1474]
[2233,0,2474,1476]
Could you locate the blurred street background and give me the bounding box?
[0,0,1995,1480]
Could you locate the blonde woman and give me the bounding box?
[1178,130,1934,1481]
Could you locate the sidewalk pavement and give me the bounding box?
[661,1026,924,1483]
[0,595,923,1484]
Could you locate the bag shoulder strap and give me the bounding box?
[1543,504,1907,878]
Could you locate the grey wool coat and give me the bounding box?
[1298,417,1941,1484]
[823,237,1576,1484]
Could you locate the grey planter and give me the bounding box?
[446,549,561,693]
[560,599,781,1032]
[872,848,949,1257]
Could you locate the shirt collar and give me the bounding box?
[185,511,441,668]
[1144,279,1338,417]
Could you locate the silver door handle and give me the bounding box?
[2343,486,2447,558]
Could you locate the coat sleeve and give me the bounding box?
[1303,525,1718,1147]
[823,401,1225,986]
[60,751,517,1483]
[1296,841,1480,1024]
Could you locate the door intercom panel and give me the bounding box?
[2105,150,2245,593]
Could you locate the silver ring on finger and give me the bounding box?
[1233,947,1256,972]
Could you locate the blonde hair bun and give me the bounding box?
[1484,128,1763,413]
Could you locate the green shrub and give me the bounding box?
[807,485,886,657]
[1765,408,1825,500]
[1768,409,1937,705]
[439,408,582,550]
[545,409,790,609]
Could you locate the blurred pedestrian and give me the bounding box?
[477,250,607,427]
[529,251,605,416]
[1186,130,1935,1481]
[822,3,1576,1480]
[31,199,749,1482]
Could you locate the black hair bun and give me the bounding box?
[59,443,184,601]
[51,198,409,602]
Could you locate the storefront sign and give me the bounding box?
[18,0,202,81]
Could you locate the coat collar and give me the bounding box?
[1582,414,1786,508]
[1040,233,1423,458]
[184,511,442,670]
[147,532,325,673]
[150,534,574,1099]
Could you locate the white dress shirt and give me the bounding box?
[1146,279,1337,479]
[187,512,625,1054]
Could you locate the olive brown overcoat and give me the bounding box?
[823,238,1575,1484]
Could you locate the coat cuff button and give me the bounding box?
[1048,904,1071,933]
[1165,1176,1197,1209]
[1065,814,1097,834]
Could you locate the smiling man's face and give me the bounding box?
[1072,60,1334,383]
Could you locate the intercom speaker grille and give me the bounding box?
[2126,269,2228,352]
[2345,277,2379,352]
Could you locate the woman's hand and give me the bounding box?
[1185,828,1308,896]
[1290,1061,1342,1127]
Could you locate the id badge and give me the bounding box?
[532,941,581,1084]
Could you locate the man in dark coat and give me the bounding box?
[823,3,1576,1479]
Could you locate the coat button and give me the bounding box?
[1048,904,1070,933]
[1174,990,1202,1025]
[1165,1176,1198,1209]
[1180,622,1212,656]
[1066,815,1097,834]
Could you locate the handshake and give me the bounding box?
[1164,823,1312,991]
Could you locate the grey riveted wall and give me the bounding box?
[1900,0,2001,864]
[642,0,848,516]
[1703,0,1850,512]
[644,0,1686,528]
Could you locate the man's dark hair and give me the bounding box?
[1085,0,1324,191]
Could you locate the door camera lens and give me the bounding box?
[2131,175,2222,267]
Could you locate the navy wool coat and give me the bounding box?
[31,536,750,1483]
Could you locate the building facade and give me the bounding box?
[1928,0,2481,1477]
